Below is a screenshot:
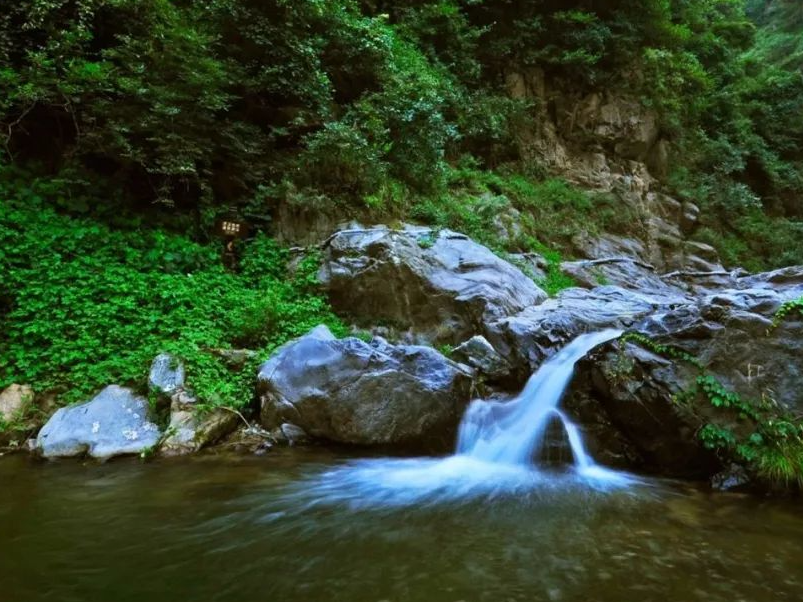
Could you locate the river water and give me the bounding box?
[1,450,802,602]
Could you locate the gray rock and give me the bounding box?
[36,385,162,460]
[257,325,474,448]
[0,384,34,423]
[279,423,309,445]
[635,285,803,412]
[452,336,510,380]
[563,269,803,479]
[486,286,674,376]
[319,226,547,343]
[711,464,751,492]
[560,258,692,302]
[566,343,718,478]
[148,353,185,395]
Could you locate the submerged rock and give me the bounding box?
[257,325,474,449]
[319,225,547,343]
[711,464,751,492]
[36,385,162,460]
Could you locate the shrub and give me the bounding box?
[0,176,344,409]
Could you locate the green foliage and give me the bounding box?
[771,295,803,329]
[436,344,455,358]
[620,332,703,368]
[0,173,344,409]
[0,0,800,272]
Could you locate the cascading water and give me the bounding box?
[456,329,622,475]
[285,330,638,508]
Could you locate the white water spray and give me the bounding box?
[456,329,622,475]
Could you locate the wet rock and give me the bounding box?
[0,384,34,423]
[565,268,803,477]
[279,423,309,445]
[36,385,162,460]
[560,257,692,301]
[567,342,718,478]
[486,286,673,377]
[257,325,474,449]
[319,225,547,343]
[452,336,510,381]
[635,285,803,412]
[148,353,185,396]
[711,464,751,492]
[736,265,803,295]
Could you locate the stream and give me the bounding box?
[1,450,803,602]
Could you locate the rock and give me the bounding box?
[507,252,549,281]
[564,269,803,478]
[159,400,239,457]
[319,225,547,343]
[452,336,510,381]
[647,138,671,180]
[679,202,700,235]
[711,464,751,492]
[635,286,803,412]
[736,265,803,296]
[279,423,309,445]
[566,343,719,478]
[560,258,692,301]
[211,348,258,369]
[490,205,523,247]
[36,385,162,460]
[148,353,185,395]
[485,286,675,377]
[0,384,34,423]
[257,325,474,449]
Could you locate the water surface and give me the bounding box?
[1,451,802,602]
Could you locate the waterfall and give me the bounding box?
[287,329,635,509]
[456,329,622,474]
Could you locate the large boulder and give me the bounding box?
[567,342,719,477]
[319,226,547,343]
[564,268,803,478]
[36,385,162,460]
[257,325,474,449]
[485,286,677,378]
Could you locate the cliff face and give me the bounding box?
[505,68,723,275]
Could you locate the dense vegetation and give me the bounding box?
[1,1,800,257]
[0,168,345,409]
[1,1,802,413]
